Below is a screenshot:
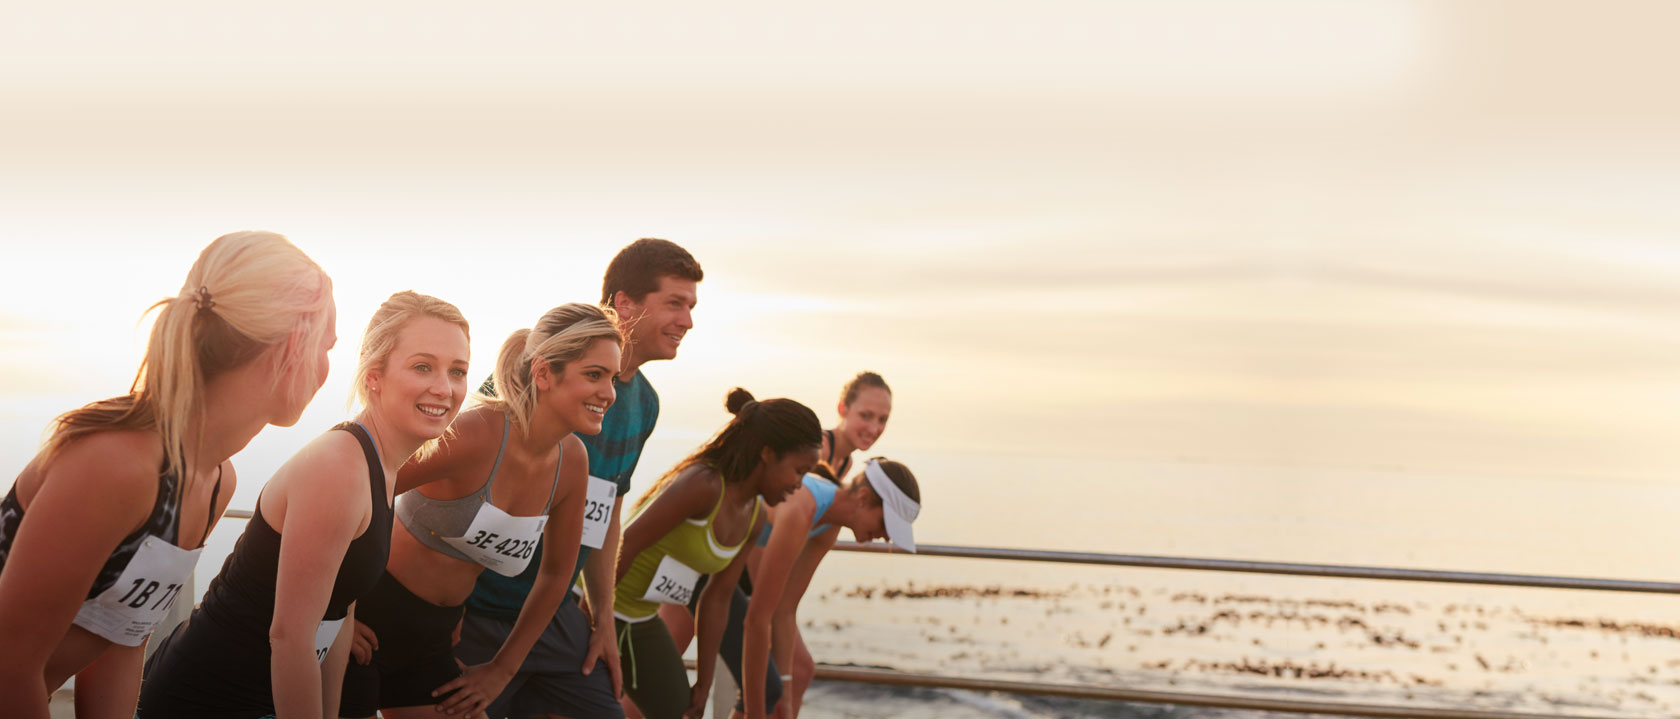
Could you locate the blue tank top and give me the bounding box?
[756,474,839,546]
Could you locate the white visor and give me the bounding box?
[864,459,919,553]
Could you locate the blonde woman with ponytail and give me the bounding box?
[337,303,623,719]
[139,291,470,719]
[0,231,335,719]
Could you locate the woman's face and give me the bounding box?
[538,338,620,435]
[756,444,820,506]
[838,387,892,451]
[848,503,889,544]
[368,316,470,442]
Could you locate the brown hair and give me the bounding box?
[599,238,703,306]
[847,457,920,506]
[633,387,820,510]
[43,230,333,476]
[840,371,891,408]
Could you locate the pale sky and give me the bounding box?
[5,1,1680,508]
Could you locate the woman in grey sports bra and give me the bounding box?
[340,303,624,719]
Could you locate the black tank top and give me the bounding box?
[822,429,852,480]
[0,453,220,600]
[137,422,392,717]
[199,421,392,631]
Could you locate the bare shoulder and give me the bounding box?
[16,431,161,530]
[274,427,369,500]
[433,407,501,470]
[449,406,500,448]
[559,434,587,468]
[664,464,724,514]
[39,430,164,499]
[769,484,817,524]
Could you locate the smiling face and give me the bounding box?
[838,386,892,452]
[536,337,621,436]
[367,315,471,443]
[617,274,697,365]
[754,444,820,506]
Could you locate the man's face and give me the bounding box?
[618,275,698,364]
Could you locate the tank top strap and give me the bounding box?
[179,464,224,549]
[822,429,837,465]
[703,473,729,523]
[341,422,388,507]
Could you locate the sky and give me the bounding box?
[4,1,1680,511]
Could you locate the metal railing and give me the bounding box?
[207,512,1661,718]
[818,541,1675,719]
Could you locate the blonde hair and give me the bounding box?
[350,291,471,460]
[478,303,622,437]
[43,230,334,477]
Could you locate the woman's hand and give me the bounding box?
[349,619,379,665]
[432,661,513,718]
[581,620,624,697]
[682,680,711,719]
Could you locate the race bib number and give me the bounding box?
[314,617,346,663]
[580,476,617,549]
[441,501,548,577]
[73,535,201,646]
[640,555,701,606]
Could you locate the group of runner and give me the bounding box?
[0,231,921,719]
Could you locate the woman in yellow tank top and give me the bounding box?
[611,388,820,719]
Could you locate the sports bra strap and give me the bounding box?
[197,465,223,548]
[483,414,512,498]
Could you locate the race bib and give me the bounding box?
[314,617,345,663]
[580,476,617,549]
[73,535,201,646]
[640,555,701,606]
[441,501,547,576]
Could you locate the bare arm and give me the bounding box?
[579,491,624,695]
[269,433,367,719]
[743,496,818,719]
[319,602,356,719]
[690,504,765,719]
[773,529,837,714]
[69,640,145,719]
[0,437,155,719]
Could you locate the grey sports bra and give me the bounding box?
[395,415,560,563]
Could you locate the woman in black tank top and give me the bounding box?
[338,303,624,719]
[138,291,473,719]
[0,231,334,719]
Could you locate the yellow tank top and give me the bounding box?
[613,476,760,621]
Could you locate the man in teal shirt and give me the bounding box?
[459,238,703,719]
